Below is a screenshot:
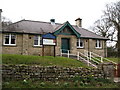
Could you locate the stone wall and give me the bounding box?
[2,33,107,57]
[2,64,106,81]
[2,33,23,55]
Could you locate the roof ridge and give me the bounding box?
[10,19,63,26]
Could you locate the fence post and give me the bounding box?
[101,56,103,63]
[77,52,79,60]
[86,51,89,66]
[61,49,62,56]
[90,52,91,61]
[68,50,69,58]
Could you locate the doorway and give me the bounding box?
[61,38,70,53]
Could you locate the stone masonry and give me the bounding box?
[1,33,106,57]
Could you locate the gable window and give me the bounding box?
[4,34,16,45]
[77,39,84,48]
[34,35,42,46]
[95,40,102,48]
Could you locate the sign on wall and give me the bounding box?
[43,39,56,45]
[42,33,56,57]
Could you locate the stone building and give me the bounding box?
[0,10,108,57]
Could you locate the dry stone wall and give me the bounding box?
[2,64,106,81]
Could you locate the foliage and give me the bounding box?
[104,57,118,63]
[2,16,12,29]
[92,1,120,58]
[2,54,89,68]
[2,79,119,88]
[107,47,118,57]
[93,18,116,40]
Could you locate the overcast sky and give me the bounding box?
[1,0,119,29]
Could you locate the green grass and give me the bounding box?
[90,57,119,64]
[2,54,89,68]
[2,79,119,88]
[104,58,119,63]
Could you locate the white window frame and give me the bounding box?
[77,39,84,48]
[33,35,42,46]
[95,40,102,48]
[3,34,16,46]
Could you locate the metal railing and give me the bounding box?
[60,49,117,69]
[60,49,97,68]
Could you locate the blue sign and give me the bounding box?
[42,33,56,39]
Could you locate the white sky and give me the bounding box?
[1,0,119,29]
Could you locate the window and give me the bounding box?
[96,40,102,48]
[34,35,42,46]
[4,34,16,45]
[77,39,84,48]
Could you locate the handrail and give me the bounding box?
[60,49,118,68]
[91,55,101,62]
[90,58,100,64]
[84,50,117,65]
[91,51,101,57]
[103,58,117,64]
[79,56,97,68]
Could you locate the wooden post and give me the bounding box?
[42,45,44,56]
[61,49,62,56]
[54,46,55,57]
[90,52,91,61]
[77,52,79,60]
[68,50,69,58]
[87,51,89,66]
[101,56,103,63]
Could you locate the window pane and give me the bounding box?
[99,40,101,47]
[96,40,98,47]
[80,41,83,47]
[34,36,38,45]
[11,35,16,44]
[34,40,38,45]
[77,39,79,46]
[40,37,42,45]
[5,35,9,44]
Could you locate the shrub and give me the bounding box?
[40,82,45,87]
[63,82,69,87]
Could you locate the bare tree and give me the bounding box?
[93,1,120,58]
[2,16,12,29]
[93,18,117,41]
[104,1,120,58]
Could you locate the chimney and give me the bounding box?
[0,9,2,31]
[50,19,55,25]
[75,18,82,27]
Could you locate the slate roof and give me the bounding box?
[3,20,108,40]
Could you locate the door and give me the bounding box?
[61,38,70,53]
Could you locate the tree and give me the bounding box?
[93,18,117,41]
[93,1,120,58]
[2,16,12,29]
[104,1,120,58]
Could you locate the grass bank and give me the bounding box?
[2,54,89,68]
[2,79,119,88]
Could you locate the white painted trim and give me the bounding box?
[33,35,42,46]
[33,45,42,47]
[77,46,84,48]
[95,47,102,49]
[77,39,84,48]
[3,44,16,46]
[3,34,16,46]
[95,40,102,48]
